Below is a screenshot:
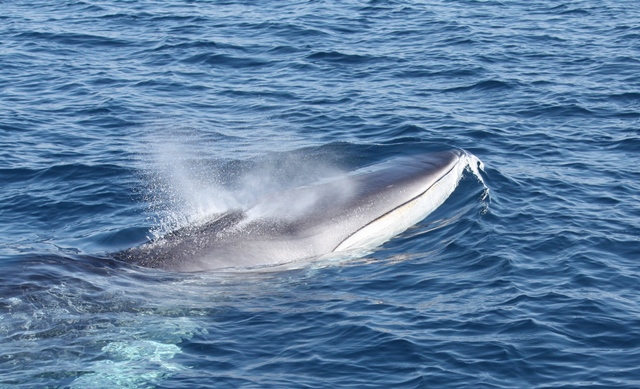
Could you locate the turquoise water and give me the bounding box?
[1,0,639,387]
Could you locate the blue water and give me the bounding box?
[1,0,639,387]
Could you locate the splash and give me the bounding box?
[142,133,238,237]
[139,129,349,239]
[461,150,490,203]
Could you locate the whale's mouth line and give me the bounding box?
[332,153,462,252]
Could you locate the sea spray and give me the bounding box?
[138,128,349,240]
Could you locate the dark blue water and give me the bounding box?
[2,0,639,387]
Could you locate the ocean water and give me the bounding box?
[1,0,639,387]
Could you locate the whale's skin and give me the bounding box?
[117,150,472,272]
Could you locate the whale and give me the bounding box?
[116,149,482,272]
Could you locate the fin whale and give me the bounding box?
[117,150,481,272]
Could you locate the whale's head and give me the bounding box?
[116,149,480,272]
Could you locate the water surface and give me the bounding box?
[1,0,639,387]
